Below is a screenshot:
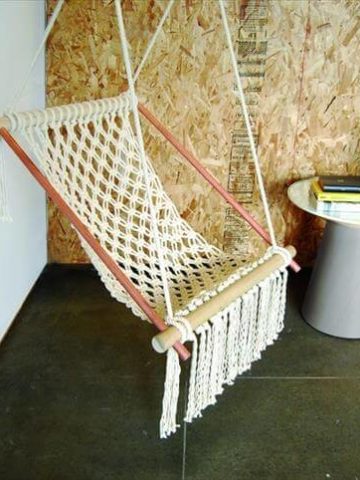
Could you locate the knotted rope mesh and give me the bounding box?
[6,91,246,321]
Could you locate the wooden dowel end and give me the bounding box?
[152,245,296,354]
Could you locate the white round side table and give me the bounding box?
[288,177,360,339]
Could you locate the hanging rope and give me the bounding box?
[8,0,65,112]
[114,0,175,323]
[114,0,193,439]
[133,0,175,83]
[0,0,65,222]
[218,0,277,247]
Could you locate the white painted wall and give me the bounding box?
[0,1,46,341]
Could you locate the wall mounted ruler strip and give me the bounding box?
[223,0,268,256]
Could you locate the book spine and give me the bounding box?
[322,185,360,193]
[316,192,360,202]
[311,179,360,202]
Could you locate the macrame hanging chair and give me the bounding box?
[0,0,300,438]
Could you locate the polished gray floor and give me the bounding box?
[0,266,359,480]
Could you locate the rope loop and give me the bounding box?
[267,246,292,267]
[168,316,195,344]
[5,94,131,133]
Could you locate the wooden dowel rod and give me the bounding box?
[152,245,296,354]
[0,127,191,362]
[138,103,301,273]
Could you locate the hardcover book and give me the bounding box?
[311,180,360,202]
[319,175,360,193]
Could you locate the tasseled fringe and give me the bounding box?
[160,267,289,437]
[160,347,181,438]
[0,140,12,222]
[186,268,289,423]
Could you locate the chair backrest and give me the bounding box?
[7,92,226,318]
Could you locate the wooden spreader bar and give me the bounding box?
[0,127,191,362]
[152,245,296,354]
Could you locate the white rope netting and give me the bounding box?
[5,92,256,320]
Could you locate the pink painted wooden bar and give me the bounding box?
[138,103,301,273]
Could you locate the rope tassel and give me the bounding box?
[160,266,289,436]
[160,348,181,438]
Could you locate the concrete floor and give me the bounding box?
[0,266,359,480]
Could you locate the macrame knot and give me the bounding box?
[167,315,195,344]
[268,245,292,267]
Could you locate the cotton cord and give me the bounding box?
[268,245,293,267]
[133,0,175,83]
[114,0,175,323]
[170,316,195,344]
[114,1,183,438]
[8,0,65,112]
[0,0,65,222]
[160,347,181,438]
[184,269,289,425]
[218,0,277,247]
[160,317,195,438]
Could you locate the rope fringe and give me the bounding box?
[160,348,181,438]
[161,266,289,436]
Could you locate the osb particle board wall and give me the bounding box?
[47,0,360,265]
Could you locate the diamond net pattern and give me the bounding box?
[8,92,245,320]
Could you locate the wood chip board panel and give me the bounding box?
[46,0,360,266]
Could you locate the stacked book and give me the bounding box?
[311,176,360,213]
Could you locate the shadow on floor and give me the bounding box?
[0,266,359,480]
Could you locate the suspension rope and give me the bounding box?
[218,0,277,247]
[8,0,66,112]
[1,0,65,222]
[114,0,175,322]
[5,0,279,255]
[133,0,175,83]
